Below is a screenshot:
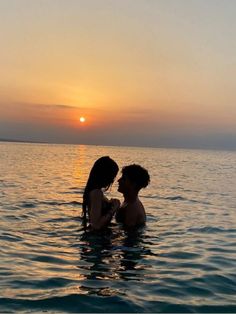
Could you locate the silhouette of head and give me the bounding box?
[118,164,150,193]
[87,156,119,190]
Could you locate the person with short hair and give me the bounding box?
[116,164,150,229]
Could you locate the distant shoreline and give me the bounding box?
[0,138,47,144]
[0,138,235,152]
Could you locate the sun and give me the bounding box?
[79,116,86,123]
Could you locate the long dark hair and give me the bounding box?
[82,156,119,226]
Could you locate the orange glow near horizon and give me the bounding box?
[0,1,236,149]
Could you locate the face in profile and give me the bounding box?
[118,164,150,195]
[118,174,132,194]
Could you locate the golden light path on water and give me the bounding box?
[0,142,236,312]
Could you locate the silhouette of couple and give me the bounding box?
[82,156,150,231]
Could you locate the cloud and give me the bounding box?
[0,101,236,150]
[31,103,80,110]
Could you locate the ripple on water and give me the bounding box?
[1,144,236,312]
[20,202,37,208]
[158,251,201,260]
[13,277,75,290]
[207,254,236,268]
[189,226,236,234]
[31,254,76,265]
[0,233,23,243]
[0,294,146,313]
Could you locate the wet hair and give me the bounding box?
[122,164,150,191]
[82,156,119,225]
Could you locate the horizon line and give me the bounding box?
[0,138,235,153]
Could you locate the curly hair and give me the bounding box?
[122,164,150,190]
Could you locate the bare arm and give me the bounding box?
[89,190,119,231]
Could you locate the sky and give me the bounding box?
[0,0,236,150]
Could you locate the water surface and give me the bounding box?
[0,142,236,312]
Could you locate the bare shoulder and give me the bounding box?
[89,189,103,201]
[129,199,145,213]
[89,189,103,206]
[124,200,146,228]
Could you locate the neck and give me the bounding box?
[123,191,138,204]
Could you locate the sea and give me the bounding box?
[0,142,236,313]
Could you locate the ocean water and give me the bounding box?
[0,142,236,313]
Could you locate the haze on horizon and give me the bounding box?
[0,0,236,150]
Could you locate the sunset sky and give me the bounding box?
[0,0,235,150]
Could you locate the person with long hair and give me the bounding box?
[82,156,120,230]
